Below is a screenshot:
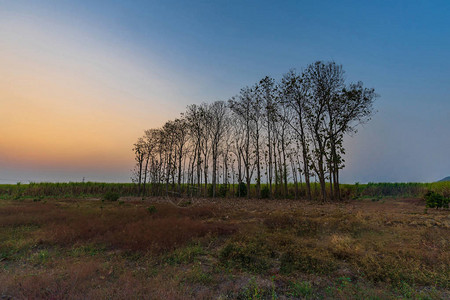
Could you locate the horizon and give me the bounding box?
[0,179,449,185]
[1,1,449,184]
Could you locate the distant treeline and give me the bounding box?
[353,182,449,198]
[132,61,378,201]
[0,182,136,198]
[0,181,448,199]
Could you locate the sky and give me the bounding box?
[0,0,449,184]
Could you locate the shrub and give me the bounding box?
[33,196,43,202]
[207,185,213,197]
[261,185,270,198]
[218,185,228,198]
[103,192,120,202]
[207,184,228,198]
[236,182,247,198]
[147,205,157,214]
[424,191,449,209]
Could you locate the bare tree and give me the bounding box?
[329,81,377,199]
[172,118,189,194]
[279,70,312,200]
[132,137,146,195]
[250,85,265,198]
[258,76,276,198]
[132,62,376,201]
[209,101,229,197]
[229,87,255,198]
[185,104,204,196]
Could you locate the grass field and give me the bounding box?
[0,196,448,299]
[1,181,449,199]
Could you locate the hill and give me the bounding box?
[438,176,450,182]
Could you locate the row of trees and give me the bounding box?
[132,61,377,201]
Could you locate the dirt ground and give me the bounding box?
[0,196,449,299]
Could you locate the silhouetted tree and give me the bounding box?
[132,61,377,201]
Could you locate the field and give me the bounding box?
[0,195,449,299]
[1,181,449,199]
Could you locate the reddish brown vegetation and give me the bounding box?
[0,197,448,299]
[0,201,235,253]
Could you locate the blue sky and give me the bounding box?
[0,0,449,183]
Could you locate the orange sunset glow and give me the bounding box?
[1,1,449,184]
[1,2,449,298]
[0,14,192,182]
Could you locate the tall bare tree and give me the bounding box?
[280,70,312,200]
[209,101,229,197]
[132,137,146,195]
[132,61,376,201]
[229,87,255,198]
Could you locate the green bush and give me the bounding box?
[424,191,449,209]
[207,184,227,197]
[261,185,270,198]
[218,185,228,198]
[208,184,228,198]
[103,191,120,202]
[236,182,247,198]
[147,205,157,214]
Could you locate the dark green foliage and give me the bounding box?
[261,185,270,198]
[103,192,120,202]
[207,185,213,197]
[0,182,138,198]
[236,182,247,198]
[207,184,227,198]
[147,205,157,214]
[0,181,449,201]
[424,191,449,209]
[33,196,43,202]
[218,185,228,198]
[359,182,441,197]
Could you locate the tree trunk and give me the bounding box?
[142,155,149,197]
[137,152,143,196]
[256,135,261,198]
[212,149,217,198]
[268,125,273,198]
[281,135,288,197]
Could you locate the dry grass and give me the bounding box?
[0,197,449,299]
[0,201,234,253]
